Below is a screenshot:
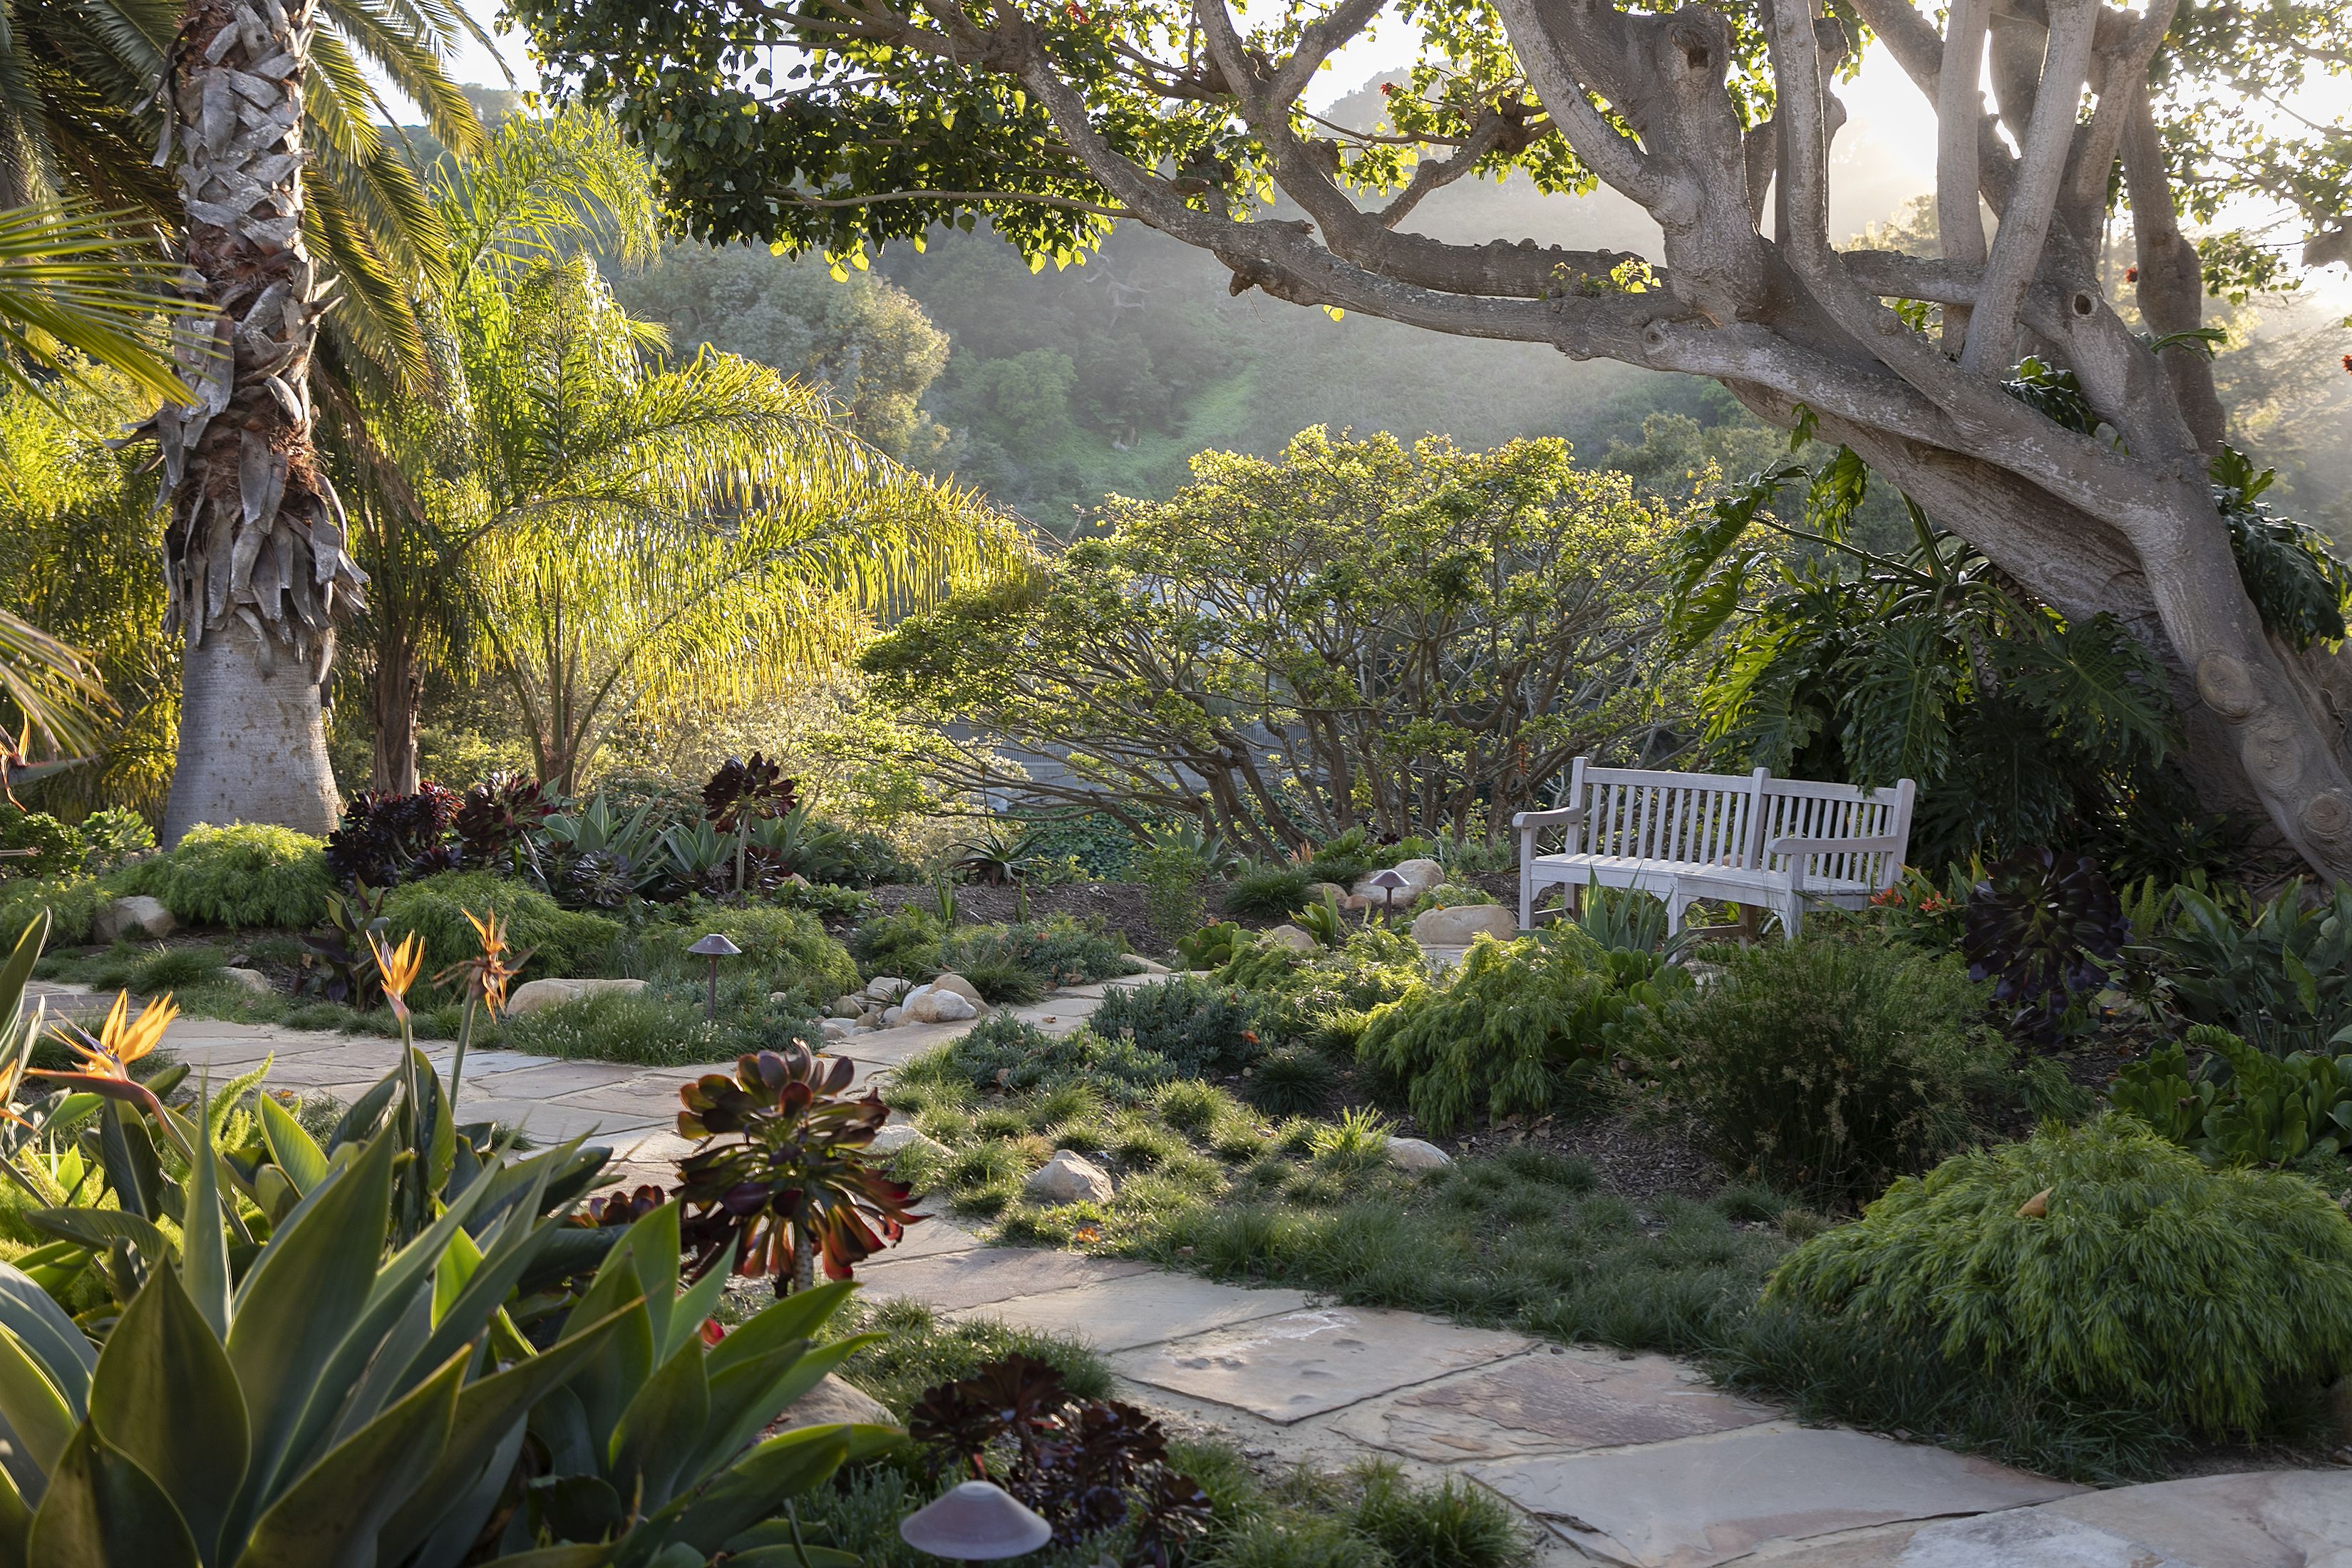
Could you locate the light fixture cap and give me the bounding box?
[898,1480,1053,1559]
[1366,868,1410,890]
[687,933,743,957]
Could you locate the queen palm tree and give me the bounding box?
[0,0,491,837]
[354,110,1031,793]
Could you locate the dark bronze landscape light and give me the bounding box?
[686,932,741,1019]
[1367,866,1410,919]
[898,1479,1053,1562]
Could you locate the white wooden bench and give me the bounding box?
[1512,758,1916,938]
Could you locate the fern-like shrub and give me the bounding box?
[1760,1117,2352,1442]
[852,908,945,978]
[112,824,332,929]
[1089,975,1264,1078]
[1357,932,1678,1135]
[1632,937,2003,1205]
[1216,925,1425,1048]
[382,870,620,979]
[0,876,110,945]
[640,898,859,1000]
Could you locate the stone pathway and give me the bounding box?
[31,977,2350,1567]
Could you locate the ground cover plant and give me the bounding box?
[808,1296,1535,1568]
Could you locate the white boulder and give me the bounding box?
[770,1373,893,1431]
[880,1005,904,1028]
[1410,904,1517,945]
[1386,1137,1453,1174]
[1262,924,1317,954]
[831,993,869,1018]
[905,988,978,1023]
[864,976,910,1001]
[1353,857,1445,902]
[871,1123,949,1160]
[221,966,274,996]
[929,972,985,1006]
[504,976,649,1016]
[95,896,175,944]
[819,1016,857,1041]
[1023,1150,1114,1206]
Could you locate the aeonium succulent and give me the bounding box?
[674,1043,922,1293]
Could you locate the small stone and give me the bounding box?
[871,1123,949,1160]
[930,972,985,1005]
[768,1372,894,1433]
[1121,955,1172,975]
[1410,905,1517,945]
[865,976,909,1001]
[819,1017,857,1040]
[1262,924,1316,954]
[220,966,274,996]
[1023,1150,1114,1205]
[857,1008,885,1028]
[504,976,648,1016]
[906,989,978,1023]
[880,1006,904,1028]
[1306,883,1349,907]
[1386,1136,1453,1173]
[832,994,868,1018]
[95,896,175,944]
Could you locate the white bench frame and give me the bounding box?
[1512,758,1916,938]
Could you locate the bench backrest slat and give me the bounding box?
[1567,762,1769,867]
[1757,775,1917,890]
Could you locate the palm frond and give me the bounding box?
[0,604,109,758]
[0,198,183,404]
[318,0,487,158]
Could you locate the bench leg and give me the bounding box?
[1666,891,1688,934]
[1735,903,1760,947]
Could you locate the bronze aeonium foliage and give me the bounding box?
[674,1043,922,1284]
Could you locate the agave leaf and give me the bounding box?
[229,1345,466,1568]
[477,1544,613,1567]
[690,1333,881,1488]
[608,1334,710,1512]
[0,1326,75,1488]
[223,1135,395,1536]
[326,1076,401,1152]
[373,1305,632,1567]
[182,1083,232,1342]
[662,1255,728,1363]
[257,1096,330,1197]
[703,1281,854,1378]
[87,1267,247,1564]
[0,1262,93,1409]
[24,1424,200,1568]
[24,1207,172,1266]
[387,1163,566,1402]
[631,1424,894,1562]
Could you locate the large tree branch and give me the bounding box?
[1483,0,1664,207]
[1935,0,1990,347]
[2120,88,2226,453]
[1959,0,2098,373]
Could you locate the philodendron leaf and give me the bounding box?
[87,1267,249,1565]
[24,1424,201,1568]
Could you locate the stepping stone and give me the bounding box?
[1902,1469,2352,1568]
[459,1098,631,1143]
[1332,1347,1776,1461]
[951,1274,1309,1353]
[854,1248,1153,1312]
[864,1215,984,1266]
[1466,1423,2081,1568]
[1108,1306,1532,1424]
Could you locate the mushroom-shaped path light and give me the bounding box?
[1366,866,1410,919]
[686,931,741,1020]
[899,1480,1053,1562]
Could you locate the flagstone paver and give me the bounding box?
[33,973,2345,1564]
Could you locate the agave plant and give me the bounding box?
[1961,847,2129,1044]
[951,824,1046,887]
[0,1125,893,1566]
[674,1044,922,1294]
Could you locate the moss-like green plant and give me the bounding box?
[1224,862,1314,918]
[851,907,946,978]
[643,898,860,999]
[1090,975,1264,1077]
[1631,937,2004,1205]
[0,875,109,945]
[1762,1117,2352,1439]
[111,823,332,928]
[1358,933,1678,1135]
[380,869,620,979]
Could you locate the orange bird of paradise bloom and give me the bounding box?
[369,931,425,1021]
[433,907,532,1018]
[64,991,179,1081]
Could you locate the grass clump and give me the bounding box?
[112,824,331,929]
[1629,935,2007,1207]
[381,870,621,980]
[1246,1047,1335,1115]
[1358,932,1678,1135]
[1090,975,1264,1076]
[1223,862,1315,918]
[852,907,944,978]
[500,974,817,1066]
[907,1014,1178,1103]
[1726,1116,2352,1478]
[939,914,1140,987]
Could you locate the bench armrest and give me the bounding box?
[1511,805,1586,832]
[1765,833,1905,857]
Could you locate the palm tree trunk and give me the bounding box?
[146,0,366,842]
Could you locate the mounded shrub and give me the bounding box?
[112,824,332,929]
[1090,974,1264,1077]
[926,1014,1177,1102]
[1222,862,1315,918]
[937,914,1139,988]
[850,908,944,978]
[1631,936,2004,1205]
[1358,932,1679,1135]
[0,876,110,946]
[640,899,859,1000]
[0,809,81,880]
[381,870,620,979]
[1757,1117,2352,1445]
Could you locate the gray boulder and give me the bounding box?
[504,976,648,1016]
[1410,904,1517,945]
[1023,1150,1114,1206]
[95,896,175,944]
[1386,1136,1453,1174]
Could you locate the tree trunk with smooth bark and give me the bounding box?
[145,0,365,844]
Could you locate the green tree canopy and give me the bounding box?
[862,427,1692,849]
